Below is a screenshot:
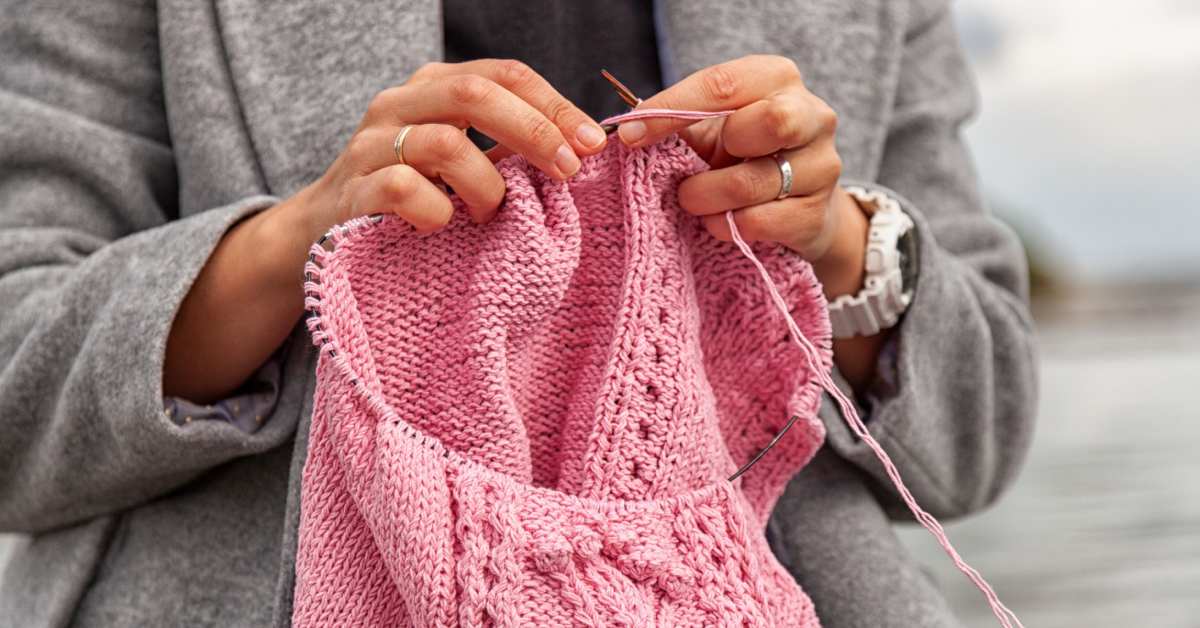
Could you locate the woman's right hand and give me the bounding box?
[166,60,606,402]
[287,59,609,245]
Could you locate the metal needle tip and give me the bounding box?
[601,68,642,108]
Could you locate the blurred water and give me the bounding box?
[898,292,1200,627]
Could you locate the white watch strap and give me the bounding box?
[829,269,909,338]
[827,186,914,339]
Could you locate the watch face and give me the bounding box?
[898,229,918,295]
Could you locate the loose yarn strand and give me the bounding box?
[724,211,1024,628]
[602,105,1024,626]
[598,109,734,128]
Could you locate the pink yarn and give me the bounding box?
[723,214,1023,628]
[601,108,734,123]
[294,109,1021,627]
[606,108,1021,627]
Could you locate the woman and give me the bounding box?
[0,0,1036,626]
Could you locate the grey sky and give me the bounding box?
[955,0,1200,282]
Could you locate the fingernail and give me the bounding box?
[554,144,581,177]
[575,123,606,149]
[618,120,646,145]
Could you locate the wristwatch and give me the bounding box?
[827,186,918,339]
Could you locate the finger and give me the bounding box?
[343,125,501,220]
[389,124,506,223]
[617,55,801,148]
[415,59,608,155]
[677,141,841,215]
[347,164,455,233]
[719,90,837,158]
[699,196,829,255]
[368,76,582,180]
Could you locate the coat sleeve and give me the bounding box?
[806,0,1037,520]
[0,2,296,533]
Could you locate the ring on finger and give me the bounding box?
[772,152,793,200]
[394,124,416,165]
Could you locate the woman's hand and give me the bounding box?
[618,55,881,388]
[290,59,610,244]
[165,60,607,403]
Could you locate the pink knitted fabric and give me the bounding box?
[294,107,1027,627]
[296,132,832,626]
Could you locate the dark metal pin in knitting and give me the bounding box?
[600,69,642,133]
[727,414,803,482]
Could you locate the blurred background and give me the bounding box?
[2,2,1197,626]
[897,0,1200,626]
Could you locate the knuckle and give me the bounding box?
[826,152,844,180]
[494,59,536,89]
[426,125,471,163]
[344,131,374,165]
[701,63,741,104]
[365,87,399,120]
[408,62,444,83]
[343,131,369,160]
[737,208,769,239]
[448,75,496,106]
[385,165,421,198]
[763,101,797,142]
[821,152,844,184]
[523,115,559,149]
[817,100,839,133]
[543,97,578,127]
[729,167,768,201]
[771,55,802,79]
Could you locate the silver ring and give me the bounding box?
[393,124,415,165]
[773,152,793,200]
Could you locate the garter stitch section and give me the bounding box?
[295,134,831,626]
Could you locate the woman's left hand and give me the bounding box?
[617,55,869,301]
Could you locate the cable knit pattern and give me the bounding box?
[294,134,833,627]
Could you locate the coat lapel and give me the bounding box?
[214,0,442,197]
[213,0,904,195]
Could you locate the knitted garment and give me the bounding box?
[296,130,831,626]
[294,113,1021,627]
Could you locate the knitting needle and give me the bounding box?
[601,68,642,108]
[600,69,642,133]
[728,414,803,482]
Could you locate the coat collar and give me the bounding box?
[214,0,898,197]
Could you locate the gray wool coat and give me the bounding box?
[0,0,1038,626]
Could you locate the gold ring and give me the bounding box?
[393,124,415,165]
